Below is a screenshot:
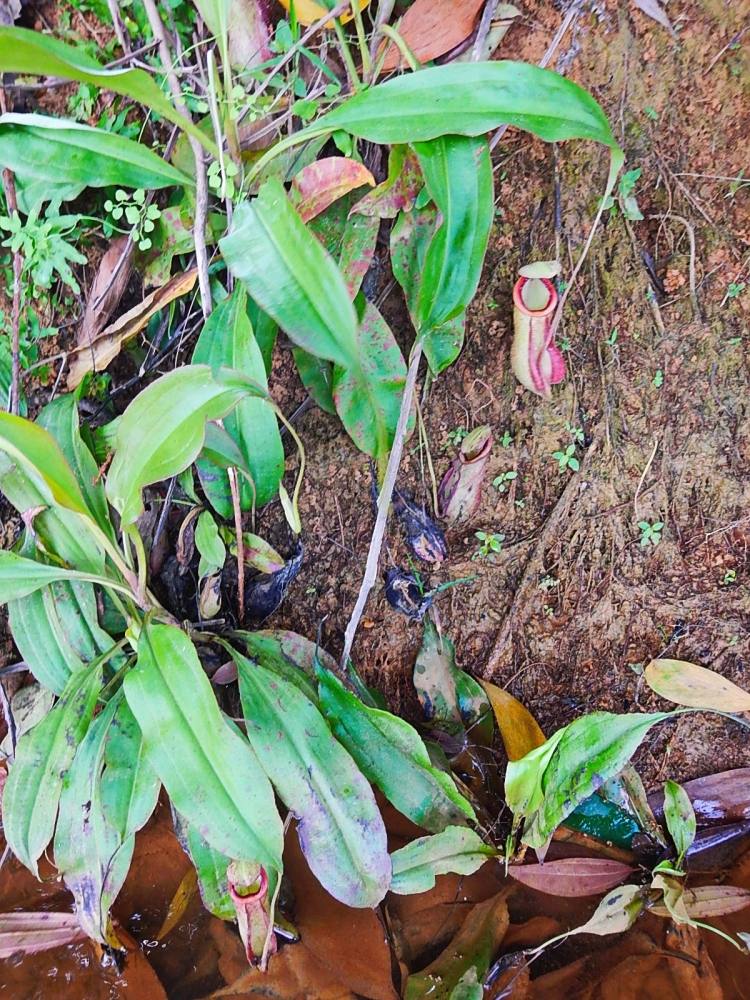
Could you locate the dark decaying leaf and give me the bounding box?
[507,858,634,898]
[650,885,750,919]
[245,538,303,621]
[393,487,447,564]
[438,425,493,523]
[385,568,433,621]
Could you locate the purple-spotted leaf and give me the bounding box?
[232,649,391,908]
[645,658,750,711]
[438,425,492,523]
[351,146,422,219]
[507,858,634,897]
[290,156,375,222]
[332,299,408,473]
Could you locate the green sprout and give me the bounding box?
[551,444,579,474]
[492,470,518,494]
[639,519,664,547]
[473,531,505,560]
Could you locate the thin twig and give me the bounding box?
[141,0,212,318]
[0,678,16,758]
[633,436,659,521]
[648,211,701,320]
[340,344,423,668]
[472,0,500,61]
[704,25,749,74]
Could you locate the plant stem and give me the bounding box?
[350,1,371,79]
[141,0,212,319]
[377,23,420,73]
[340,342,423,668]
[228,466,245,623]
[332,17,361,91]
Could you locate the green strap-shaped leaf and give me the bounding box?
[105,365,265,525]
[306,61,618,148]
[232,630,322,703]
[0,550,119,602]
[390,205,466,375]
[506,711,674,849]
[332,298,407,466]
[193,286,284,512]
[233,649,391,907]
[413,135,494,334]
[3,663,103,875]
[317,665,475,833]
[173,812,235,921]
[54,692,159,945]
[0,114,194,210]
[37,393,112,536]
[0,27,217,156]
[220,179,358,369]
[390,827,496,895]
[9,578,115,695]
[195,510,226,580]
[0,411,89,515]
[292,348,336,415]
[123,622,283,873]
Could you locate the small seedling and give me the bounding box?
[0,205,86,296]
[473,531,505,560]
[652,369,664,389]
[726,281,746,300]
[447,426,468,447]
[604,327,618,347]
[104,188,161,251]
[551,444,579,473]
[720,569,737,586]
[492,470,518,494]
[565,421,584,445]
[514,498,525,509]
[644,106,658,121]
[639,519,663,546]
[603,167,643,221]
[499,429,513,448]
[538,574,558,593]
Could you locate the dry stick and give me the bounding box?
[340,343,423,669]
[141,0,212,319]
[472,0,500,61]
[228,467,245,623]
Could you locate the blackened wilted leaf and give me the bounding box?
[393,487,447,563]
[384,568,432,621]
[245,539,303,621]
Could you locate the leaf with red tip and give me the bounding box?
[508,858,634,897]
[290,156,375,223]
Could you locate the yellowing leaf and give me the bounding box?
[479,678,545,761]
[645,659,750,712]
[290,157,375,223]
[277,0,368,27]
[67,269,198,389]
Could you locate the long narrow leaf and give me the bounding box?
[233,650,391,907]
[3,664,103,875]
[123,622,283,872]
[0,27,216,156]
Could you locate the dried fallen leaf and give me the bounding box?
[633,0,676,37]
[0,911,86,959]
[380,0,485,71]
[67,268,198,389]
[479,679,546,761]
[290,157,375,223]
[78,236,134,351]
[651,885,750,920]
[645,658,750,711]
[507,858,635,898]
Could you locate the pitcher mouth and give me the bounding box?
[513,276,558,317]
